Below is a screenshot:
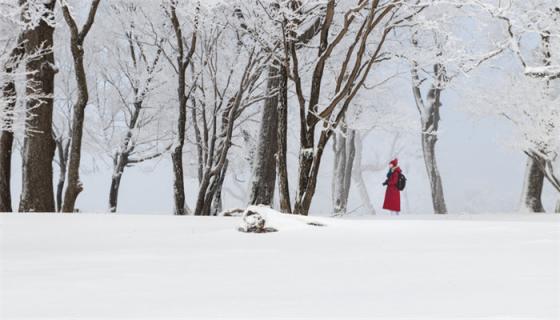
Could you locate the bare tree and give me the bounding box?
[478,2,560,211]
[98,4,171,212]
[164,0,199,215]
[402,2,506,214]
[410,61,447,214]
[59,0,102,212]
[190,14,270,215]
[286,0,422,215]
[247,0,322,210]
[52,39,77,212]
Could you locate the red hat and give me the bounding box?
[389,158,398,166]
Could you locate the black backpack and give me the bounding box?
[397,172,407,191]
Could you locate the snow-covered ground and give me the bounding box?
[1,211,559,319]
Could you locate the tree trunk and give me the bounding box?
[54,137,69,212]
[293,132,315,215]
[0,38,24,212]
[332,125,356,215]
[170,50,188,215]
[194,100,238,216]
[0,128,14,212]
[171,148,186,215]
[352,133,375,215]
[294,131,329,215]
[210,160,228,216]
[109,152,128,213]
[248,62,280,206]
[55,174,64,212]
[412,63,448,214]
[520,156,545,212]
[276,63,291,213]
[421,130,447,214]
[18,0,57,212]
[108,174,121,213]
[62,106,86,212]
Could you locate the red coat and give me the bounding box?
[383,167,401,212]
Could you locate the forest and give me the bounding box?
[1,0,559,216]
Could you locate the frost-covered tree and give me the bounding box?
[285,0,426,215]
[189,4,271,216]
[475,0,560,212]
[95,2,173,213]
[17,0,59,212]
[393,2,506,214]
[245,0,323,211]
[162,0,199,215]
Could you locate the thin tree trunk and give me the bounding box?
[108,175,121,213]
[171,72,187,215]
[54,137,69,212]
[191,89,204,183]
[248,62,280,206]
[210,160,228,216]
[520,156,545,212]
[18,0,57,212]
[109,152,127,213]
[0,126,14,212]
[276,63,291,213]
[169,3,198,215]
[332,134,343,211]
[293,131,315,215]
[352,133,375,215]
[61,0,101,212]
[294,130,330,215]
[55,174,64,212]
[194,174,211,216]
[332,124,356,215]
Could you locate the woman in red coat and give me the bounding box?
[382,158,401,214]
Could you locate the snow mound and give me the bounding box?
[238,205,326,232]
